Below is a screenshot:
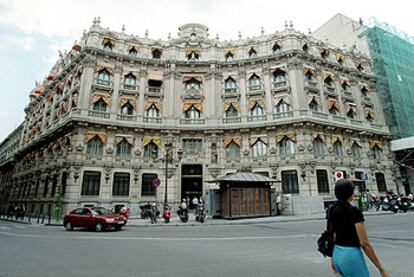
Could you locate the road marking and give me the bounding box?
[0,231,317,241]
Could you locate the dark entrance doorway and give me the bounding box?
[181,165,203,208]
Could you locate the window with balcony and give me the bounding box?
[371,145,382,159]
[121,103,134,115]
[128,48,137,58]
[183,139,203,153]
[112,172,130,196]
[321,49,329,59]
[272,43,282,54]
[333,141,344,156]
[279,137,295,155]
[366,112,374,122]
[152,49,162,59]
[81,171,101,195]
[116,139,132,156]
[248,48,257,58]
[225,52,234,62]
[251,139,267,157]
[346,106,356,118]
[148,79,162,91]
[224,77,236,90]
[361,86,368,97]
[305,70,314,82]
[275,100,291,113]
[184,106,201,119]
[185,78,201,89]
[302,43,309,53]
[341,81,350,92]
[124,73,137,89]
[93,98,107,112]
[313,137,325,154]
[329,106,338,115]
[187,51,199,61]
[249,74,261,89]
[143,142,158,158]
[226,104,238,118]
[86,137,103,155]
[309,99,318,112]
[141,173,157,196]
[103,42,113,52]
[251,103,264,116]
[273,69,286,83]
[351,142,362,158]
[316,170,329,193]
[226,141,240,159]
[282,170,299,194]
[324,76,334,89]
[97,69,111,86]
[146,104,159,118]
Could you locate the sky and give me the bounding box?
[0,0,413,142]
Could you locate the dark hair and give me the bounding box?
[335,179,354,201]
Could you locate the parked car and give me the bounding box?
[63,207,127,232]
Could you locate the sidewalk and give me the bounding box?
[0,210,394,228]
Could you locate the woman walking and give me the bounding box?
[330,179,390,277]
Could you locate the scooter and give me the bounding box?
[398,196,410,213]
[177,206,189,223]
[163,204,171,223]
[195,205,206,223]
[140,202,160,219]
[381,195,399,213]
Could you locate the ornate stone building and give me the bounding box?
[0,19,395,215]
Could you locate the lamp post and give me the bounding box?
[153,142,183,205]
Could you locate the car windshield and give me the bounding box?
[91,207,112,215]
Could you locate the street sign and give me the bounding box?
[151,177,161,188]
[335,171,344,181]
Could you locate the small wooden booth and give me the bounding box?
[214,172,276,219]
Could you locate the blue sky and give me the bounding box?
[0,0,413,141]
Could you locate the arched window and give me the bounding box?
[313,137,325,154]
[224,77,236,90]
[152,49,162,59]
[249,74,261,89]
[366,112,374,122]
[309,99,318,112]
[341,81,350,92]
[128,48,137,58]
[305,71,314,82]
[143,142,158,158]
[116,139,132,156]
[351,142,362,158]
[357,63,364,72]
[225,52,234,62]
[226,142,240,159]
[302,44,309,53]
[329,106,338,115]
[324,76,334,88]
[187,51,199,61]
[248,48,257,58]
[93,98,107,112]
[276,100,291,113]
[321,49,328,59]
[273,69,286,83]
[333,141,343,156]
[251,139,267,157]
[226,104,238,118]
[361,86,368,97]
[86,137,103,155]
[97,69,110,85]
[347,107,356,118]
[185,78,201,89]
[124,73,136,87]
[103,42,113,52]
[146,104,159,118]
[371,145,382,159]
[272,43,282,54]
[121,103,134,115]
[184,106,200,119]
[279,137,295,155]
[251,103,264,116]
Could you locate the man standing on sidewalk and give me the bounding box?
[276,193,282,216]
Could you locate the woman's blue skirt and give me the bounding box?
[332,244,370,277]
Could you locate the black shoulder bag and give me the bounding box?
[317,205,335,257]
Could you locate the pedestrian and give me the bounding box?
[329,179,390,277]
[276,192,282,216]
[20,205,25,220]
[192,197,199,213]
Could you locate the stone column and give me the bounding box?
[110,63,122,114]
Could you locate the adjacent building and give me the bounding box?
[0,18,395,216]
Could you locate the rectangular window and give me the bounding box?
[43,178,49,198]
[182,139,203,153]
[112,173,130,196]
[355,171,366,192]
[141,173,157,196]
[282,170,299,194]
[81,171,101,195]
[375,172,387,192]
[34,180,40,198]
[61,172,67,195]
[316,170,329,193]
[50,175,57,197]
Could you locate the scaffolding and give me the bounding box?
[366,19,414,139]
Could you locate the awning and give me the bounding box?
[275,95,290,105]
[91,91,110,105]
[328,98,339,110]
[95,65,113,75]
[127,45,139,52]
[332,135,344,144]
[312,133,326,143]
[247,72,260,80]
[185,48,201,56]
[85,132,107,144]
[304,66,317,77]
[223,136,241,147]
[324,71,335,81]
[144,99,162,112]
[102,37,116,45]
[351,140,362,148]
[148,71,163,81]
[213,172,276,183]
[360,84,369,91]
[250,136,267,145]
[143,137,161,149]
[182,75,203,83]
[369,140,383,150]
[183,100,202,112]
[364,107,374,118]
[341,78,350,86]
[248,99,265,110]
[308,95,320,105]
[119,96,136,109]
[125,71,139,78]
[115,135,134,145]
[276,133,296,143]
[224,101,240,112]
[271,66,286,73]
[224,48,236,56]
[320,48,330,55]
[336,53,345,62]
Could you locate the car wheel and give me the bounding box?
[64,222,73,231]
[115,226,122,231]
[95,222,103,232]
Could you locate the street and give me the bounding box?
[0,213,413,277]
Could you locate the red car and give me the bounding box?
[63,207,127,232]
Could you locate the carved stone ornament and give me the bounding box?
[298,144,305,152]
[208,167,221,178]
[106,147,113,155]
[76,144,84,152]
[243,149,250,156]
[328,146,333,153]
[307,144,313,152]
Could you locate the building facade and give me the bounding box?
[0,19,395,216]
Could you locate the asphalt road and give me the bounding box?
[0,213,413,277]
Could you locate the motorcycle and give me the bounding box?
[163,204,171,223]
[381,194,399,213]
[150,202,157,224]
[195,204,206,223]
[398,196,411,213]
[177,206,189,223]
[140,202,160,219]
